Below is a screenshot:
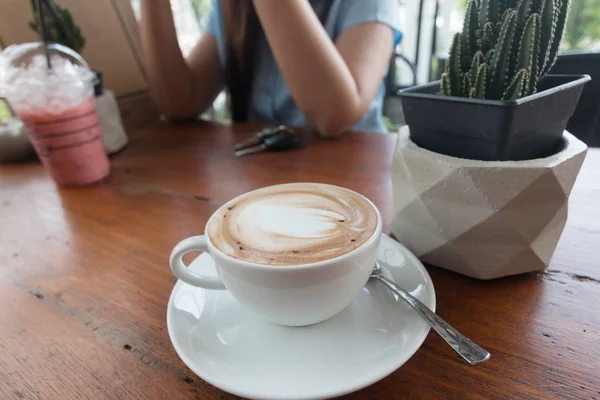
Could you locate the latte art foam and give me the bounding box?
[207,183,379,265]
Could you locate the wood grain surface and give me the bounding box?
[1,120,599,400]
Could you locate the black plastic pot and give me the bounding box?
[399,74,590,161]
[551,52,600,147]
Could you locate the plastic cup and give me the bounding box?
[16,96,110,186]
[1,43,110,187]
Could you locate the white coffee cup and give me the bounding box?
[169,185,382,326]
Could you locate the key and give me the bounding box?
[235,129,300,157]
[234,125,286,151]
[235,143,268,157]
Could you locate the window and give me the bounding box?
[130,0,206,56]
[562,0,600,51]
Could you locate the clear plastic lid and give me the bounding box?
[0,42,95,115]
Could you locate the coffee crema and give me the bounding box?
[207,183,379,266]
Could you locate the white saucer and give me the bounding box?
[167,234,436,400]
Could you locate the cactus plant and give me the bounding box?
[441,0,572,101]
[29,0,85,54]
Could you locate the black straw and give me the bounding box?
[44,0,68,46]
[36,0,52,70]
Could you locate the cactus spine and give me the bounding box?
[441,0,571,101]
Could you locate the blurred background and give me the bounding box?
[2,0,599,140]
[129,0,600,136]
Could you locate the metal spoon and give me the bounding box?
[371,261,491,365]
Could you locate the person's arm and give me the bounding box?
[139,0,223,120]
[253,0,394,137]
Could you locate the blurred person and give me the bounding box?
[140,0,401,136]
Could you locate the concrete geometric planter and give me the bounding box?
[390,127,588,279]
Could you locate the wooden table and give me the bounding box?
[1,121,599,400]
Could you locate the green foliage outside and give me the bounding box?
[383,116,401,132]
[190,0,213,26]
[564,0,600,50]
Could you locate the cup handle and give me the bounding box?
[169,235,226,290]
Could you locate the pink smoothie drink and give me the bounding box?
[18,99,110,186]
[2,43,111,187]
